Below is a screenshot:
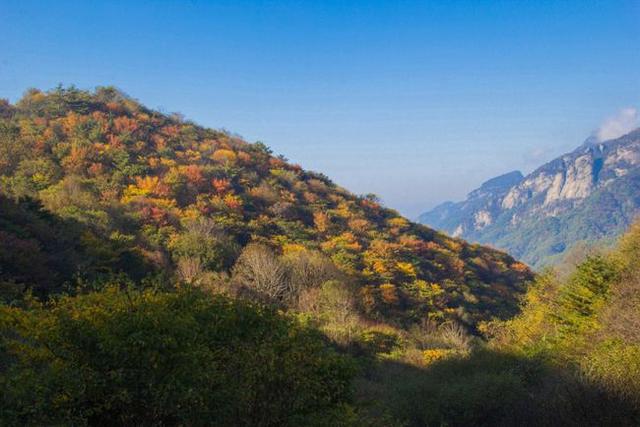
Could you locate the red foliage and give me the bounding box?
[105,101,124,114]
[183,165,205,187]
[361,198,381,212]
[107,134,122,147]
[140,205,170,226]
[88,162,104,177]
[269,158,286,168]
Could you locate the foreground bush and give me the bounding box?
[0,286,356,426]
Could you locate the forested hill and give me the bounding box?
[0,87,531,326]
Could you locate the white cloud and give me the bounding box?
[596,107,639,142]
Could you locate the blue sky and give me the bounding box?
[1,1,639,217]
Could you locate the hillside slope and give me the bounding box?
[362,221,640,426]
[0,87,531,326]
[419,129,640,267]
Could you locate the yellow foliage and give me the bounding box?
[396,261,417,278]
[283,243,306,254]
[137,176,161,193]
[387,217,409,230]
[413,280,444,301]
[181,206,201,221]
[122,176,170,202]
[333,201,353,219]
[223,194,243,210]
[185,149,202,161]
[372,260,388,275]
[322,232,361,252]
[445,239,463,253]
[422,348,456,365]
[212,149,237,163]
[147,197,177,210]
[147,157,161,168]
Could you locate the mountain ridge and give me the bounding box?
[418,127,640,267]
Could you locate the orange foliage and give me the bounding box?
[236,151,252,164]
[60,112,85,134]
[223,194,243,210]
[306,179,327,194]
[152,134,167,150]
[212,178,232,194]
[348,218,370,234]
[140,205,170,226]
[314,212,330,233]
[182,165,205,187]
[424,241,443,252]
[162,124,180,138]
[269,157,286,168]
[336,232,361,251]
[134,176,170,197]
[32,117,47,127]
[372,260,389,276]
[88,162,104,177]
[281,190,297,203]
[107,134,122,147]
[61,144,92,174]
[379,283,399,305]
[511,261,530,273]
[105,101,124,114]
[360,198,380,212]
[449,257,465,276]
[91,111,110,133]
[302,191,318,203]
[359,286,377,313]
[113,116,138,134]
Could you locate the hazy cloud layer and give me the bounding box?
[597,107,639,142]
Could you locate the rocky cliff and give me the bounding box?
[419,128,640,267]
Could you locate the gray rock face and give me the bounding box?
[418,128,640,268]
[420,170,524,238]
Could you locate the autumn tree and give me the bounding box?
[232,244,293,302]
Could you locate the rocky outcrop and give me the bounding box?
[419,170,523,238]
[418,128,640,267]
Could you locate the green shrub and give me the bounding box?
[0,285,356,426]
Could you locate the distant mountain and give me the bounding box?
[419,129,640,268]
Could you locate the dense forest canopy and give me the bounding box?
[0,86,531,327]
